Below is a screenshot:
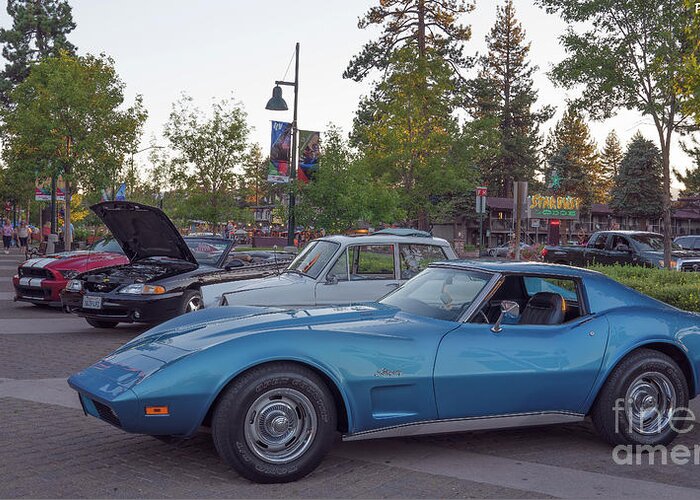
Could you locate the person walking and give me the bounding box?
[17,221,30,251]
[2,219,13,254]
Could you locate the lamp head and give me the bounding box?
[265,85,288,111]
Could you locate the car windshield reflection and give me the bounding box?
[381,267,492,322]
[185,238,229,266]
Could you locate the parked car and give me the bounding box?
[201,233,457,308]
[487,241,530,257]
[543,230,700,270]
[68,260,700,483]
[61,201,292,328]
[12,237,128,306]
[675,235,700,250]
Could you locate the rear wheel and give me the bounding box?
[212,362,337,483]
[181,289,203,314]
[591,349,689,446]
[86,318,119,328]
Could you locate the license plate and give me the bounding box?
[82,295,102,309]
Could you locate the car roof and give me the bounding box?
[320,234,450,245]
[433,259,603,278]
[183,236,230,243]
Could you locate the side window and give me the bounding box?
[522,276,583,324]
[398,244,447,279]
[326,250,348,281]
[611,235,630,251]
[349,245,395,280]
[592,234,607,249]
[694,238,700,250]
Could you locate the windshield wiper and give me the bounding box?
[284,269,308,277]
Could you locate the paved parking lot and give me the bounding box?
[2,250,700,498]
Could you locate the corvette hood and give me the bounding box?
[90,201,196,265]
[119,303,403,354]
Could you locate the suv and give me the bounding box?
[675,235,700,250]
[201,233,457,308]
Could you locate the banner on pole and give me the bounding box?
[115,183,127,201]
[475,186,487,214]
[35,178,65,201]
[268,121,292,183]
[297,130,320,183]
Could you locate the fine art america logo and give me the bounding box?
[612,398,699,466]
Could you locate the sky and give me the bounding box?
[1,0,695,193]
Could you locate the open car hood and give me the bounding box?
[90,201,197,265]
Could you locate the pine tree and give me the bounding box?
[344,0,473,83]
[468,0,552,197]
[598,131,623,201]
[610,132,663,217]
[675,138,700,197]
[0,0,77,104]
[543,108,598,208]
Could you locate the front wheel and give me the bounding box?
[212,362,337,483]
[86,318,119,328]
[181,289,203,314]
[591,348,689,446]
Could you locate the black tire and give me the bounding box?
[591,348,689,447]
[86,318,119,328]
[181,289,203,314]
[212,362,337,483]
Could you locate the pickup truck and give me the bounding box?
[542,230,700,271]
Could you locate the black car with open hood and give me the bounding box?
[61,201,293,329]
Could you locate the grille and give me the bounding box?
[19,267,52,279]
[680,262,700,272]
[92,400,122,428]
[16,286,48,298]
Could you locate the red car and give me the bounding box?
[13,238,128,306]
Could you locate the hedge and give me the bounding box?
[589,264,700,313]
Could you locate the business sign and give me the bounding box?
[529,194,581,220]
[268,121,292,184]
[34,185,65,202]
[475,186,487,214]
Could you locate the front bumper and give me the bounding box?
[13,275,65,306]
[61,289,185,324]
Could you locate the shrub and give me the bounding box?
[590,264,700,313]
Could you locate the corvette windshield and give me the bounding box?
[287,240,339,278]
[381,267,492,322]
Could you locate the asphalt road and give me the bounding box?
[2,250,700,498]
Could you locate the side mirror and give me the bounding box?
[491,300,520,333]
[325,274,339,285]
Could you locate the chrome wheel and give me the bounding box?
[185,295,202,313]
[625,371,677,435]
[244,388,317,464]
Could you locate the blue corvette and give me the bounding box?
[68,261,700,483]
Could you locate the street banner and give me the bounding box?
[115,183,127,201]
[475,186,487,214]
[268,121,292,183]
[34,179,66,201]
[297,130,320,183]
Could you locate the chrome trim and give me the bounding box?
[459,273,503,323]
[342,411,584,441]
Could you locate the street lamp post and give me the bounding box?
[266,42,299,247]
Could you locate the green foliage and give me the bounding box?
[598,131,623,201]
[164,93,253,226]
[467,0,553,196]
[543,107,598,208]
[296,125,404,233]
[344,0,473,83]
[675,137,700,196]
[680,0,700,123]
[0,0,76,103]
[590,264,700,312]
[610,132,663,217]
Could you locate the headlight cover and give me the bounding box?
[66,279,83,291]
[118,283,166,295]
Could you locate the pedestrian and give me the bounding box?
[17,221,30,251]
[42,221,50,242]
[2,219,13,254]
